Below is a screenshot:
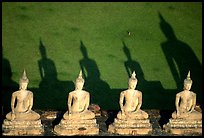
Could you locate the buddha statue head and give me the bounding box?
[183,71,192,91]
[19,69,29,90]
[75,70,84,90]
[128,71,138,90]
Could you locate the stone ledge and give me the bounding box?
[164,124,202,135]
[114,118,150,123]
[2,119,44,136]
[61,118,97,124]
[54,124,99,136]
[108,124,152,135]
[3,126,44,136]
[2,109,202,136]
[169,118,202,124]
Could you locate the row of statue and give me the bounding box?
[2,69,202,135]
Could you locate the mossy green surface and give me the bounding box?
[2,2,202,111]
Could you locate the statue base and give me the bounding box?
[108,118,152,135]
[163,118,202,135]
[54,118,99,136]
[2,119,44,136]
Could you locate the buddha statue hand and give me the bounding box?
[11,113,16,120]
[188,109,194,114]
[68,112,72,116]
[134,108,139,113]
[25,109,31,114]
[177,112,188,118]
[186,111,193,116]
[176,111,180,117]
[121,110,126,119]
[81,108,88,113]
[121,107,125,114]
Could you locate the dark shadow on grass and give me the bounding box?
[37,38,74,110]
[155,12,203,127]
[122,41,168,110]
[79,40,111,110]
[2,49,19,116]
[159,12,202,107]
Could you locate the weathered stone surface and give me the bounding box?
[2,109,201,136]
[163,118,202,135]
[108,118,152,135]
[2,119,44,136]
[41,111,57,120]
[54,118,99,136]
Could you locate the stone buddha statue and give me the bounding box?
[117,71,148,120]
[171,71,202,120]
[5,70,40,121]
[63,70,95,120]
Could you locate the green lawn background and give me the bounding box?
[2,2,202,111]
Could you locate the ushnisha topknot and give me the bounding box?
[19,69,29,84]
[129,71,137,84]
[184,70,192,85]
[76,70,84,83]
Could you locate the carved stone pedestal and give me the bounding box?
[164,118,202,135]
[2,119,44,136]
[54,118,99,136]
[108,118,152,135]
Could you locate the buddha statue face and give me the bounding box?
[19,69,29,90]
[183,82,192,91]
[128,71,137,90]
[128,80,137,90]
[75,70,84,90]
[75,80,84,90]
[19,82,28,90]
[183,71,192,91]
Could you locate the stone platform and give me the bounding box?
[54,118,99,136]
[163,118,202,135]
[108,118,152,135]
[1,109,202,136]
[2,119,44,136]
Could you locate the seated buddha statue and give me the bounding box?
[63,70,95,120]
[171,71,202,120]
[6,70,40,121]
[117,71,148,120]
